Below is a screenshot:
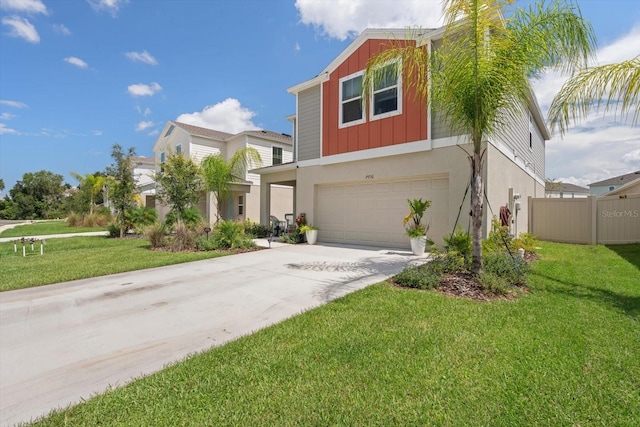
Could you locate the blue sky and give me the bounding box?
[1,0,639,192]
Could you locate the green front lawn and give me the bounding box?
[29,242,640,426]
[0,237,233,292]
[0,220,104,238]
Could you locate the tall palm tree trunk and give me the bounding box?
[470,146,484,274]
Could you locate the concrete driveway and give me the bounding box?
[0,242,422,426]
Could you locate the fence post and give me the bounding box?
[589,196,597,245]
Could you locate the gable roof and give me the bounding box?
[589,170,640,187]
[545,182,589,193]
[172,121,234,140]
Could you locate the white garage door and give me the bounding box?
[316,175,449,248]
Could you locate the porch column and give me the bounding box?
[260,182,271,227]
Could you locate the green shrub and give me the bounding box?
[195,235,218,251]
[479,271,511,295]
[483,252,529,285]
[513,232,539,254]
[443,227,472,264]
[483,217,516,254]
[127,206,158,232]
[243,220,269,238]
[165,207,202,227]
[394,265,441,290]
[106,222,120,238]
[281,231,304,244]
[212,220,255,249]
[145,222,168,249]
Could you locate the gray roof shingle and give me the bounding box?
[589,170,640,187]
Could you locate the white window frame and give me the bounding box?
[370,59,402,122]
[272,146,283,165]
[238,195,244,216]
[339,70,365,129]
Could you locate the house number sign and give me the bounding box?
[365,175,374,179]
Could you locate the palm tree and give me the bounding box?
[71,172,106,214]
[201,147,262,223]
[364,0,595,273]
[548,55,640,134]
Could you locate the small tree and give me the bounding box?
[201,147,262,223]
[106,144,137,238]
[71,172,106,214]
[154,152,204,223]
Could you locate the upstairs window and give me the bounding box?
[176,144,182,154]
[339,72,364,127]
[164,125,174,137]
[371,61,401,120]
[272,146,283,165]
[160,152,165,163]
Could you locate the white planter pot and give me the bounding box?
[410,236,426,256]
[306,230,318,245]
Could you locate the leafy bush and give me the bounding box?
[67,211,111,227]
[145,222,168,249]
[479,271,511,295]
[212,220,255,249]
[483,252,529,285]
[127,206,158,232]
[394,265,441,290]
[195,235,219,251]
[483,217,516,254]
[443,227,472,266]
[106,222,120,238]
[513,232,539,254]
[165,207,202,227]
[281,230,304,244]
[243,220,269,238]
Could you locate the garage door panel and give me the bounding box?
[316,175,449,248]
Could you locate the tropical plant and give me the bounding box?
[106,144,138,238]
[71,172,106,214]
[201,148,262,223]
[212,220,255,249]
[154,152,204,223]
[364,0,596,273]
[298,224,319,233]
[549,55,640,134]
[403,198,431,238]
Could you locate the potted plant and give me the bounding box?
[299,224,319,245]
[404,198,433,256]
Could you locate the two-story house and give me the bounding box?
[153,121,293,224]
[255,28,548,249]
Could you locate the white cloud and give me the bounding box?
[87,0,128,17]
[0,112,16,120]
[295,0,444,40]
[125,50,158,65]
[127,82,162,97]
[52,23,71,36]
[135,120,154,131]
[147,129,160,137]
[176,98,260,134]
[91,130,103,136]
[294,42,301,52]
[135,106,152,116]
[622,149,640,164]
[0,123,19,134]
[0,99,27,108]
[0,0,48,14]
[2,15,39,43]
[64,56,89,69]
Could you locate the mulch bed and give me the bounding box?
[437,271,527,301]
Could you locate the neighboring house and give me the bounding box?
[545,181,589,198]
[254,28,547,248]
[589,170,640,196]
[152,121,293,224]
[601,176,640,197]
[132,156,156,208]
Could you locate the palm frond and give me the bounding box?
[549,56,640,134]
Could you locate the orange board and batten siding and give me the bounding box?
[322,39,428,156]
